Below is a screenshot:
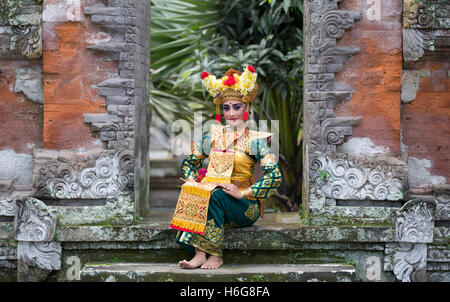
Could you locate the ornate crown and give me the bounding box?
[200,65,258,105]
[201,65,258,122]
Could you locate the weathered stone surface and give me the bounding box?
[403,0,450,29]
[33,149,133,199]
[384,243,427,282]
[0,150,34,194]
[403,28,434,62]
[433,184,450,221]
[303,0,362,156]
[0,199,15,216]
[17,241,61,271]
[53,194,134,226]
[56,212,394,245]
[17,241,61,282]
[80,263,356,282]
[401,69,431,103]
[10,25,42,59]
[14,66,43,103]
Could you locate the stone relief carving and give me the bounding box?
[403,0,450,29]
[83,5,138,151]
[427,246,449,267]
[304,0,362,154]
[34,150,133,199]
[310,155,406,201]
[11,196,61,282]
[16,241,61,282]
[433,185,450,221]
[0,198,15,216]
[402,1,449,62]
[14,197,57,242]
[0,1,42,59]
[17,241,61,271]
[435,195,449,221]
[384,243,427,282]
[308,102,362,153]
[384,199,438,282]
[10,24,42,59]
[394,199,435,243]
[403,28,434,62]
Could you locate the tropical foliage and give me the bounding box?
[150,0,304,211]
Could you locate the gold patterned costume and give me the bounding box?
[174,124,282,257]
[171,65,282,257]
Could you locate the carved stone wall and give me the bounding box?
[35,0,151,216]
[304,0,449,282]
[303,0,408,224]
[82,0,151,216]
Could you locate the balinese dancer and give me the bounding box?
[170,65,282,269]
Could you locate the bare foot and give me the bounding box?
[178,249,207,269]
[200,255,223,269]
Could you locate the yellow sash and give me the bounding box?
[170,149,234,235]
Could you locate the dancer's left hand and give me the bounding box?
[216,183,243,200]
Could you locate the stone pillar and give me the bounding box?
[33,0,152,218]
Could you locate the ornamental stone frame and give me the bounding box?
[0,0,151,282]
[303,0,450,282]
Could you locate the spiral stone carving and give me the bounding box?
[17,241,61,271]
[310,155,406,201]
[394,199,435,243]
[10,25,42,59]
[34,151,133,199]
[403,0,449,29]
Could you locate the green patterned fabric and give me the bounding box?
[247,138,282,199]
[176,189,261,257]
[176,131,281,257]
[181,134,282,199]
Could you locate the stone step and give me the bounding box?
[80,263,356,282]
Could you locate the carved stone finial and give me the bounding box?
[384,243,427,282]
[394,199,435,243]
[17,241,61,282]
[14,197,57,242]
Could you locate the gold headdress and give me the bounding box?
[201,65,258,122]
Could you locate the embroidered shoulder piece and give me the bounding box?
[248,130,273,142]
[210,124,225,149]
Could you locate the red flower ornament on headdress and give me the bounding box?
[201,72,210,80]
[222,74,237,86]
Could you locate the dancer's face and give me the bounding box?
[222,100,245,126]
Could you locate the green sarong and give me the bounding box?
[175,188,261,257]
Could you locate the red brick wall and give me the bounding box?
[334,0,403,155]
[43,0,115,150]
[402,61,450,183]
[0,61,43,155]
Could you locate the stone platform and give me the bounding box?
[80,263,356,282]
[2,208,447,282]
[48,212,397,282]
